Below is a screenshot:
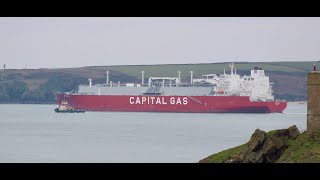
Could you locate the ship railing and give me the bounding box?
[214,92,242,96]
[275,99,286,102]
[96,83,128,87]
[76,92,96,95]
[143,85,164,95]
[250,97,276,102]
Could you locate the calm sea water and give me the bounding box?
[0,102,306,163]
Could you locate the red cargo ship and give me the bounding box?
[56,63,287,113]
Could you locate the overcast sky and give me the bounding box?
[0,17,320,69]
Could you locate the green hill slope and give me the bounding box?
[0,61,315,104]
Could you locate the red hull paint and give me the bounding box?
[56,94,287,113]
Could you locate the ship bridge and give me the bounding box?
[213,64,274,102]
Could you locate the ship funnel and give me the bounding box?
[190,71,193,84]
[106,71,109,85]
[141,71,144,85]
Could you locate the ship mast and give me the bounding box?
[141,71,145,85]
[106,71,109,85]
[230,63,234,75]
[178,71,181,85]
[88,78,92,87]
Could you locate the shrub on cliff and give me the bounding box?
[0,80,28,102]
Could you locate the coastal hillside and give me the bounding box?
[199,126,320,163]
[0,61,315,104]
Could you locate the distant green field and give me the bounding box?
[87,61,316,80]
[2,61,316,79]
[0,61,314,103]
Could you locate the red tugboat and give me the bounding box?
[56,63,287,113]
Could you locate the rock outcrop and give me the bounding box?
[224,125,300,163]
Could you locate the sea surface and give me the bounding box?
[0,102,306,163]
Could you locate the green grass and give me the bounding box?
[86,61,316,80]
[199,143,247,163]
[199,129,281,163]
[201,129,320,163]
[277,130,320,163]
[1,61,316,80]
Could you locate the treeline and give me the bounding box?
[0,80,28,102]
[0,76,88,104]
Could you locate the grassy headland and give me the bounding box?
[200,128,320,163]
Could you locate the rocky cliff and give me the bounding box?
[199,125,320,163]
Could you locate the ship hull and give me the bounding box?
[56,94,287,113]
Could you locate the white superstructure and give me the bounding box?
[213,63,274,101]
[76,63,274,102]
